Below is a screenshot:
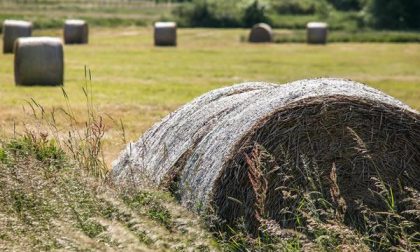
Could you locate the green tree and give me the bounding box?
[242,0,270,27]
[364,0,420,29]
[327,0,362,10]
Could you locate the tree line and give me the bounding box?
[162,0,420,30]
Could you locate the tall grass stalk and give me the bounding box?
[22,66,113,179]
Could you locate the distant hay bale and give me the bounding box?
[307,22,328,44]
[112,78,420,231]
[14,37,64,86]
[249,23,273,43]
[154,22,177,46]
[63,19,88,44]
[2,20,32,53]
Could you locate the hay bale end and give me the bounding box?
[14,37,64,86]
[249,23,273,43]
[2,20,32,53]
[64,19,88,44]
[154,22,177,46]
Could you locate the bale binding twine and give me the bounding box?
[64,19,88,44]
[154,22,177,46]
[307,22,328,44]
[249,23,273,43]
[112,78,420,231]
[14,37,64,86]
[2,20,32,53]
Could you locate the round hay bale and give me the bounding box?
[154,22,177,46]
[14,37,64,86]
[249,23,273,43]
[2,20,32,53]
[112,78,420,231]
[307,22,328,44]
[63,19,88,44]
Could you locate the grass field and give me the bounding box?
[0,1,419,250]
[0,27,419,165]
[0,0,172,29]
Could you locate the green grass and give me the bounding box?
[269,14,317,29]
[0,0,173,30]
[0,27,419,164]
[270,29,420,43]
[1,134,417,251]
[0,2,418,251]
[0,135,216,251]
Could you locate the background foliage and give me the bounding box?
[172,0,420,30]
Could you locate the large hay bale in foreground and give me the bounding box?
[307,22,328,44]
[113,78,420,231]
[2,20,32,53]
[154,22,177,46]
[14,37,64,86]
[249,23,273,43]
[64,19,88,44]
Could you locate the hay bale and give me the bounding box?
[63,19,88,44]
[249,23,273,43]
[14,37,64,86]
[307,22,328,44]
[154,22,177,46]
[112,78,420,231]
[2,20,32,53]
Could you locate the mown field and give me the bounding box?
[0,1,419,251]
[0,27,419,165]
[0,0,171,29]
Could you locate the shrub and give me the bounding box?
[363,0,420,29]
[173,0,243,27]
[242,0,271,27]
[327,0,363,10]
[173,0,270,28]
[272,0,317,15]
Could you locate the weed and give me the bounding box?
[147,204,172,229]
[122,190,174,229]
[0,148,7,163]
[23,66,109,179]
[79,219,106,238]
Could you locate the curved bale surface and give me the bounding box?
[249,23,273,43]
[113,78,420,231]
[154,22,177,46]
[2,20,32,53]
[64,19,88,44]
[307,22,328,44]
[14,37,64,86]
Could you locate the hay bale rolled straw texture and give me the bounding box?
[2,20,32,53]
[63,19,88,44]
[154,22,177,46]
[249,23,273,43]
[307,22,328,44]
[113,78,420,231]
[14,37,64,86]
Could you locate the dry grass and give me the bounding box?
[0,27,419,168]
[0,27,419,250]
[0,133,216,251]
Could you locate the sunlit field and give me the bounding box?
[1,27,419,164]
